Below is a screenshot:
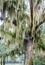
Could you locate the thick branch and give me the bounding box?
[35,0,42,10]
[35,19,45,31]
[29,0,33,36]
[30,0,33,29]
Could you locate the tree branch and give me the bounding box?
[30,0,33,28]
[35,0,42,10]
[29,0,33,36]
[35,19,45,31]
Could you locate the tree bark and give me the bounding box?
[24,39,34,65]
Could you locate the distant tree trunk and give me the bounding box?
[3,57,5,65]
[24,39,34,65]
[1,58,2,65]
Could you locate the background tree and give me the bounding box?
[0,0,45,65]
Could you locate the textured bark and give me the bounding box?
[25,39,33,65]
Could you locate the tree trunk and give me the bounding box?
[24,39,33,65]
[3,57,5,65]
[1,58,2,65]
